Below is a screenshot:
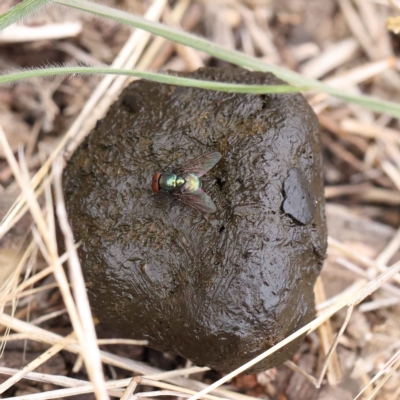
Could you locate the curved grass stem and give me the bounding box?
[0,66,307,94]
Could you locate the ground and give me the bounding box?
[1,0,400,399]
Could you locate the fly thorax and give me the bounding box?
[176,176,185,187]
[159,173,178,192]
[183,173,201,192]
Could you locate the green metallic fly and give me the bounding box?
[151,152,222,214]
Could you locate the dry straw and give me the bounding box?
[1,0,400,399]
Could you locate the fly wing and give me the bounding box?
[175,152,221,178]
[175,188,217,214]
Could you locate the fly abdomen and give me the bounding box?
[182,173,201,192]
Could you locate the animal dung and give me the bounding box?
[62,67,327,373]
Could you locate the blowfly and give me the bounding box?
[151,152,222,214]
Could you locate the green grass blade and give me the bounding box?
[0,66,307,94]
[53,0,400,119]
[0,0,52,30]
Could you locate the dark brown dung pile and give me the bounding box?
[63,67,327,373]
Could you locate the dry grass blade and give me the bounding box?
[0,332,75,393]
[0,265,53,303]
[0,365,211,393]
[120,378,138,400]
[187,257,400,400]
[0,245,76,304]
[0,313,253,400]
[30,308,68,325]
[0,333,32,342]
[131,377,225,400]
[141,366,210,380]
[376,226,400,265]
[314,277,342,385]
[2,0,400,398]
[186,296,354,400]
[3,282,59,303]
[0,124,109,399]
[366,356,400,400]
[333,257,400,298]
[324,57,396,88]
[0,241,35,313]
[355,349,400,400]
[96,338,148,345]
[163,5,204,71]
[351,260,400,306]
[0,22,82,42]
[283,361,318,386]
[146,2,203,69]
[381,160,400,191]
[0,0,167,240]
[316,280,367,313]
[387,16,400,33]
[0,367,226,400]
[4,380,128,400]
[358,297,400,312]
[338,0,376,60]
[329,237,400,284]
[325,184,400,205]
[132,390,192,399]
[53,155,108,400]
[300,38,359,79]
[341,118,400,144]
[0,366,93,388]
[316,305,354,388]
[64,0,168,156]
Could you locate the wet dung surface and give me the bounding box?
[283,168,317,225]
[63,67,327,373]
